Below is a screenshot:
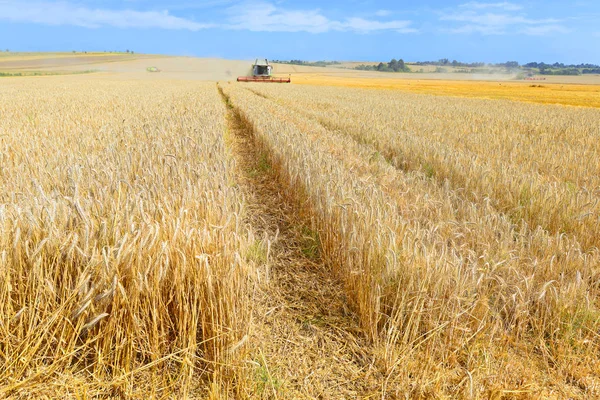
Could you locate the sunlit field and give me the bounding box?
[222,82,600,398]
[0,79,252,398]
[292,74,600,108]
[1,58,600,398]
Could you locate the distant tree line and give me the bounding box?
[413,59,521,70]
[272,57,600,76]
[272,60,340,67]
[415,59,600,75]
[496,61,520,68]
[522,61,600,75]
[414,59,486,68]
[71,50,135,54]
[538,68,581,76]
[355,59,410,72]
[415,59,600,69]
[524,62,600,69]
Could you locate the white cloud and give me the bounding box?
[446,24,505,35]
[0,1,214,30]
[225,2,415,33]
[374,9,392,17]
[441,12,559,26]
[441,3,567,36]
[459,2,524,11]
[0,0,416,34]
[520,24,569,35]
[225,2,333,33]
[344,17,415,33]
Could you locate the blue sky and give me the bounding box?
[1,1,599,63]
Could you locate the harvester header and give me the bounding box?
[237,59,291,83]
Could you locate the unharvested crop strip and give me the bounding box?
[240,87,600,324]
[224,83,600,396]
[248,84,600,252]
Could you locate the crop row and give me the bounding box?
[221,83,600,394]
[248,84,600,252]
[0,80,250,396]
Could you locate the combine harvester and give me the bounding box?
[237,59,291,83]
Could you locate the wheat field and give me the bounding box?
[0,79,254,398]
[291,75,600,108]
[221,82,600,398]
[1,71,599,398]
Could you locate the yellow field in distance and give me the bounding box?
[293,73,600,108]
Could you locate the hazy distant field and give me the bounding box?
[0,53,149,69]
[292,74,600,107]
[2,52,600,86]
[1,53,600,398]
[0,52,250,80]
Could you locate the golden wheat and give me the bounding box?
[222,82,600,397]
[3,72,600,398]
[0,79,251,397]
[248,84,600,251]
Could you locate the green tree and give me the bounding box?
[398,59,406,71]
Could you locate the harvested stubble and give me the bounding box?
[0,80,251,397]
[223,83,600,397]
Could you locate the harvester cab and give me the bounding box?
[253,60,272,77]
[237,59,291,83]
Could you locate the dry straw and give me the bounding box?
[0,80,252,397]
[223,83,600,397]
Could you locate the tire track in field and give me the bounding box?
[218,85,383,399]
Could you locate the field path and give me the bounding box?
[218,85,383,398]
